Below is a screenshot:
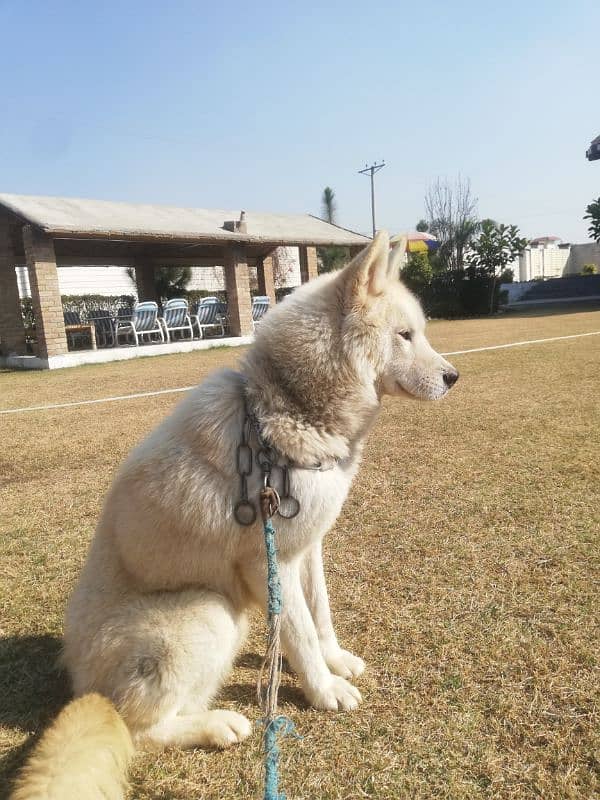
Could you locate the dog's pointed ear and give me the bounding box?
[388,237,407,281]
[342,230,391,306]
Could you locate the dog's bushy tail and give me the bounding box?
[10,693,134,800]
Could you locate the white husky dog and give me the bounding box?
[10,231,458,800]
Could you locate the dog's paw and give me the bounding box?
[324,648,366,680]
[200,710,252,748]
[306,676,362,712]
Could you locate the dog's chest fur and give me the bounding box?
[108,369,364,594]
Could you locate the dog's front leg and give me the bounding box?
[274,558,362,711]
[301,541,366,680]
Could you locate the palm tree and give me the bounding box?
[318,187,348,273]
[154,266,192,301]
[126,266,192,302]
[321,187,337,224]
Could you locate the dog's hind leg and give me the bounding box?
[141,709,252,749]
[65,588,251,751]
[135,590,251,750]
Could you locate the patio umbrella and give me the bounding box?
[391,231,439,254]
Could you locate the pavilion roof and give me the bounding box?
[0,192,370,247]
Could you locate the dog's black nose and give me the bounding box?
[443,370,459,388]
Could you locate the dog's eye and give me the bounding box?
[398,330,412,341]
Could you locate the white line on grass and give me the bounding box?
[0,386,196,415]
[2,330,600,416]
[442,330,600,356]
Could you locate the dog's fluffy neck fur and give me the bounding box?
[243,368,380,466]
[241,272,381,466]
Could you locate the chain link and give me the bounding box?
[233,410,257,525]
[234,404,301,526]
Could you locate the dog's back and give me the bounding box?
[10,693,133,800]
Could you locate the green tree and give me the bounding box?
[584,197,600,243]
[155,266,192,301]
[416,219,429,232]
[318,247,350,273]
[321,187,337,224]
[467,220,528,313]
[127,266,192,302]
[401,252,432,291]
[318,186,349,273]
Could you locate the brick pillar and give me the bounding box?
[299,245,318,283]
[23,225,68,359]
[256,253,276,307]
[0,218,27,356]
[135,263,158,302]
[224,245,253,336]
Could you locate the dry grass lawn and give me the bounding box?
[1,306,599,799]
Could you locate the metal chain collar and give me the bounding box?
[234,405,303,526]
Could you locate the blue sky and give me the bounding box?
[1,0,598,242]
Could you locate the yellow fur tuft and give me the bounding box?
[10,693,133,800]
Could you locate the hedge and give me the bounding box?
[408,268,513,318]
[20,288,285,330]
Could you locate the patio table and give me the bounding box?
[65,322,97,350]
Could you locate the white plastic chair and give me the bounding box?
[160,298,194,342]
[251,296,270,329]
[115,301,165,346]
[191,298,226,338]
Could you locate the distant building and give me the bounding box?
[516,236,570,281]
[514,236,600,281]
[563,242,600,275]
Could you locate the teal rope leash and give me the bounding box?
[258,491,297,800]
[264,716,297,800]
[263,516,282,617]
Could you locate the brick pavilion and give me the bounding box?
[0,193,369,368]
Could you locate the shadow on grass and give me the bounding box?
[235,652,264,671]
[228,653,305,707]
[0,634,70,730]
[0,642,306,794]
[0,634,71,796]
[236,652,293,674]
[222,682,307,710]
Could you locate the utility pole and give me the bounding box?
[358,161,385,237]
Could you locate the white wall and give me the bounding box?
[564,243,600,275]
[187,266,225,291]
[275,247,302,288]
[177,248,302,292]
[15,246,304,299]
[17,265,137,298]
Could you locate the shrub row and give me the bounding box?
[20,295,136,330]
[401,264,513,318]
